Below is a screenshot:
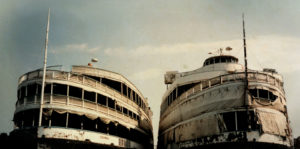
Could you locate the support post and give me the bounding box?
[38,9,50,127]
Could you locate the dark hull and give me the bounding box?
[160,142,293,149]
[7,129,151,149]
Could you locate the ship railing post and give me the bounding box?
[200,83,202,91]
[106,97,109,115]
[235,111,238,131]
[50,83,53,104]
[24,86,27,106]
[66,113,69,128]
[67,85,69,105]
[67,72,70,81]
[52,71,54,79]
[96,93,98,111]
[35,84,38,104]
[82,89,84,108]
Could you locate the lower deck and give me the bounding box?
[161,142,292,149]
[10,127,153,149]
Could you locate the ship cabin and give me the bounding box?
[13,65,154,148]
[203,55,238,67]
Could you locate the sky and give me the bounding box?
[1,0,300,145]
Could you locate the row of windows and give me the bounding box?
[249,89,277,102]
[166,83,197,106]
[14,109,151,144]
[203,56,238,66]
[84,75,147,110]
[221,111,259,132]
[17,83,140,121]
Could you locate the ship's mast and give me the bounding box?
[243,15,248,85]
[243,14,251,131]
[38,8,50,127]
[243,14,249,102]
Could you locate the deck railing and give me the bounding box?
[160,71,284,117]
[17,70,151,123]
[17,94,138,126]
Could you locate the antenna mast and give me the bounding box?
[38,8,50,127]
[243,14,249,98]
[243,14,251,130]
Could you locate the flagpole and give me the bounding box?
[38,8,50,127]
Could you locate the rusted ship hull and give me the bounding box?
[158,55,293,149]
[169,142,291,149]
[10,127,150,149]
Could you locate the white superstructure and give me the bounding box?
[158,55,293,149]
[12,65,153,149]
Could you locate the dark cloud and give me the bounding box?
[1,0,300,142]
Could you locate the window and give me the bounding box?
[133,113,137,120]
[20,86,26,100]
[116,105,122,113]
[102,78,122,93]
[249,89,277,102]
[209,59,214,64]
[221,111,258,132]
[97,93,107,106]
[123,107,128,115]
[85,75,100,82]
[221,57,226,63]
[68,113,82,129]
[37,84,42,95]
[249,89,257,97]
[53,83,67,95]
[128,88,132,99]
[177,83,197,98]
[222,112,236,131]
[138,97,141,107]
[259,89,268,99]
[84,90,96,102]
[204,61,209,66]
[82,115,96,131]
[215,58,220,63]
[128,110,133,118]
[237,111,248,131]
[122,84,127,97]
[27,84,36,97]
[172,90,176,101]
[44,84,51,94]
[108,98,115,109]
[51,111,66,127]
[69,86,82,99]
[133,91,137,103]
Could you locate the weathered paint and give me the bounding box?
[37,127,143,148]
[13,66,154,149]
[158,55,293,149]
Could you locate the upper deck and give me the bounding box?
[162,55,283,108]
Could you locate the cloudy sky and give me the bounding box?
[1,0,300,144]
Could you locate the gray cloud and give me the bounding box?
[1,0,300,145]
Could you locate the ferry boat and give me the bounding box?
[11,65,154,148]
[157,16,293,148]
[157,50,293,149]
